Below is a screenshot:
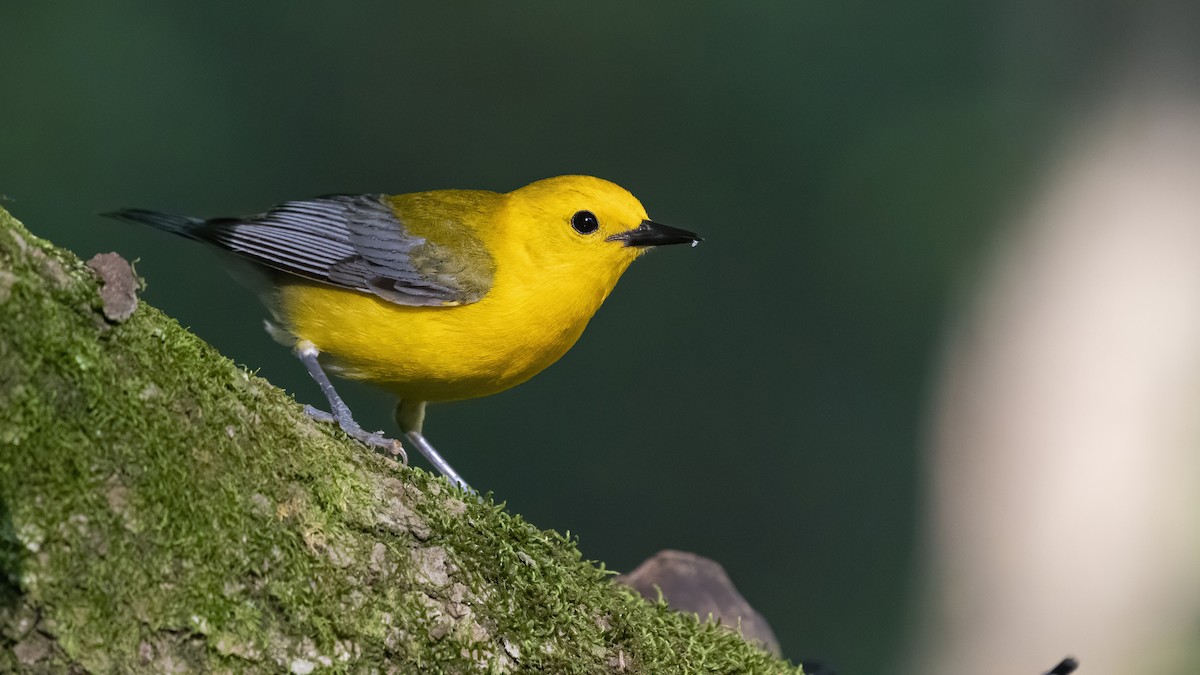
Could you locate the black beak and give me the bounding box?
[607,220,702,248]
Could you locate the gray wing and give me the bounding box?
[196,195,487,306]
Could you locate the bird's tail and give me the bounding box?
[102,208,207,240]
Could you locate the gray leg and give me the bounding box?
[294,342,406,463]
[396,400,473,493]
[406,432,472,493]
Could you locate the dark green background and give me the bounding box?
[1,2,1127,672]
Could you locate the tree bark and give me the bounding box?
[0,207,798,674]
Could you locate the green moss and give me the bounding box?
[0,206,800,674]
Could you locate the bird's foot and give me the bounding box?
[304,404,407,464]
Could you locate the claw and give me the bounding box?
[304,404,408,464]
[304,405,336,424]
[362,431,407,464]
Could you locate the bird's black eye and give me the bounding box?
[571,210,599,235]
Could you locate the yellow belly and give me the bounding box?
[275,279,600,402]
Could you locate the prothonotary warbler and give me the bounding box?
[106,175,700,490]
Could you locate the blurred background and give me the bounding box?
[4,3,1200,673]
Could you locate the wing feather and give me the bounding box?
[191,194,487,306]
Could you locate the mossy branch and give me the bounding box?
[0,207,798,674]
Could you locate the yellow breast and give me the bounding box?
[275,254,624,402]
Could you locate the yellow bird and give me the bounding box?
[107,175,700,489]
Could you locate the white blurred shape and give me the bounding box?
[913,99,1200,675]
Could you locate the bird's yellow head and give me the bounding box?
[500,176,699,290]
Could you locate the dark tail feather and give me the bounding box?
[102,208,207,239]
